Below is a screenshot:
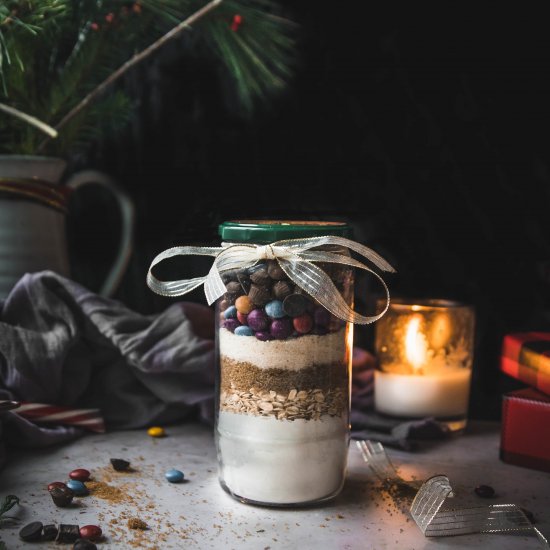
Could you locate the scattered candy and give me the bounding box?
[255,331,272,341]
[235,325,254,336]
[265,300,285,319]
[56,524,81,544]
[43,524,58,541]
[165,468,185,483]
[235,295,253,314]
[49,485,75,507]
[73,539,98,550]
[69,468,90,482]
[147,426,165,438]
[19,521,43,542]
[223,305,238,319]
[79,524,102,541]
[110,458,130,471]
[67,479,89,496]
[474,484,495,498]
[47,481,66,491]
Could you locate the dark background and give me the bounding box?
[66,4,550,421]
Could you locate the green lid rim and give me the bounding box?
[218,219,354,243]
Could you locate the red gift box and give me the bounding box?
[500,332,550,396]
[500,387,550,472]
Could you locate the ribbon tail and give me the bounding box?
[279,256,390,325]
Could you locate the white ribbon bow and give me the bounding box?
[147,235,395,325]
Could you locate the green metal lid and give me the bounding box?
[219,220,353,243]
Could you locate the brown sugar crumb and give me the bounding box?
[128,518,148,530]
[85,480,125,503]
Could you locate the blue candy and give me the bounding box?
[234,325,254,336]
[223,305,238,319]
[165,469,185,483]
[265,300,285,319]
[66,479,88,495]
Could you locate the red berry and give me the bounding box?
[79,524,102,540]
[69,468,90,482]
[293,313,313,334]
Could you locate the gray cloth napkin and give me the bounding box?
[0,271,448,470]
[0,271,215,469]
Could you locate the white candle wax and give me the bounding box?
[374,366,472,418]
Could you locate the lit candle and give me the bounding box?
[374,300,475,430]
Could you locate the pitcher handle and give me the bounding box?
[65,169,134,297]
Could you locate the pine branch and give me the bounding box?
[37,0,223,152]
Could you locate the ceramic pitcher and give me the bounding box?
[0,155,134,298]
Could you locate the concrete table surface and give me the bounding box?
[0,421,548,549]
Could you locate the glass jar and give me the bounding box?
[374,298,475,432]
[215,220,354,506]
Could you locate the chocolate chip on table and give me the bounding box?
[474,484,495,498]
[42,524,59,541]
[56,524,81,544]
[110,458,130,471]
[73,539,98,550]
[49,484,75,507]
[19,521,43,542]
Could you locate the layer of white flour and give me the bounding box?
[216,411,348,504]
[219,327,349,370]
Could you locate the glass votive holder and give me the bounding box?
[374,298,475,432]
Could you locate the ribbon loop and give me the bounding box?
[147,236,395,323]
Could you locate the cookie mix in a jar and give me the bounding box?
[146,219,394,507]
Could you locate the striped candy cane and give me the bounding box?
[14,402,106,433]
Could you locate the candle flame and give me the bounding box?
[405,315,427,372]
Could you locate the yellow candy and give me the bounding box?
[235,295,253,314]
[147,426,165,438]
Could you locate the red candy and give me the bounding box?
[79,524,102,540]
[293,313,313,334]
[236,311,248,325]
[69,468,90,482]
[47,481,66,491]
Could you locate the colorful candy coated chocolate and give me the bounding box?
[247,309,269,331]
[165,469,185,483]
[255,331,272,341]
[270,318,293,339]
[235,295,253,314]
[147,426,165,437]
[235,325,254,336]
[265,300,285,319]
[223,318,241,332]
[69,468,90,482]
[236,311,248,325]
[66,479,88,495]
[223,305,238,319]
[293,313,313,334]
[79,525,102,541]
